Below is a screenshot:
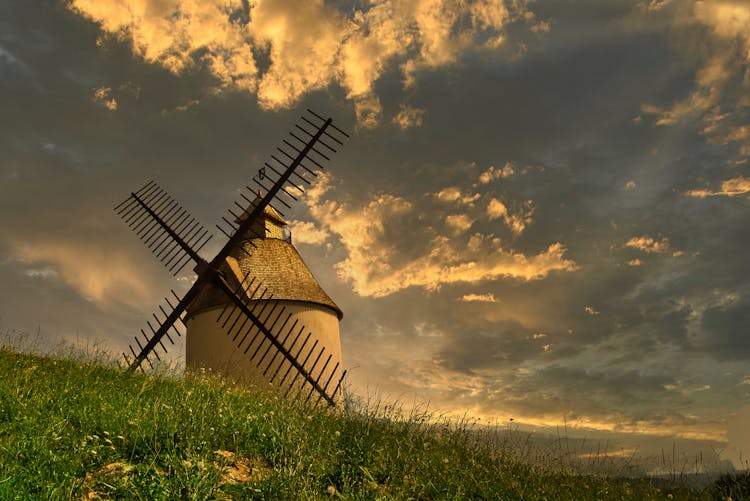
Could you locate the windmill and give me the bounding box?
[114,109,348,407]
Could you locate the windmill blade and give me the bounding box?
[118,109,350,405]
[213,109,348,261]
[211,272,343,406]
[214,272,346,404]
[124,288,198,372]
[115,181,213,276]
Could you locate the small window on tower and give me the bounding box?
[282,227,292,244]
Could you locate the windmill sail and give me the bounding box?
[116,109,348,405]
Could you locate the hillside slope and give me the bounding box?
[0,348,712,500]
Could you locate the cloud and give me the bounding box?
[640,1,750,157]
[69,0,259,90]
[68,0,540,127]
[685,176,750,197]
[478,163,515,184]
[393,104,426,130]
[299,172,577,298]
[458,292,499,303]
[0,44,31,75]
[353,94,383,130]
[584,305,599,316]
[248,0,348,109]
[434,187,481,205]
[445,213,474,235]
[486,197,532,235]
[9,239,155,307]
[626,258,644,267]
[699,295,750,360]
[287,220,330,246]
[92,86,117,111]
[625,235,671,254]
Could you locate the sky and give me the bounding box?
[1,0,750,470]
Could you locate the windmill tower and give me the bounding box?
[114,110,348,406]
[184,201,344,386]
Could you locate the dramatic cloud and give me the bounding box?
[641,1,750,157]
[68,0,259,91]
[67,0,541,126]
[6,0,750,463]
[297,172,576,297]
[287,220,330,246]
[8,239,155,308]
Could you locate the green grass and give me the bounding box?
[0,347,734,500]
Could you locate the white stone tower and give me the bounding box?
[184,203,343,389]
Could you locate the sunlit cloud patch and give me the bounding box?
[295,172,577,297]
[68,0,546,127]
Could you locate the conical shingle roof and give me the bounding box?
[187,238,342,320]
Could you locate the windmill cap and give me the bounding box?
[187,239,343,321]
[234,194,287,227]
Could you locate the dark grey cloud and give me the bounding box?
[700,296,750,361]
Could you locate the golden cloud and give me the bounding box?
[287,220,330,245]
[625,235,671,254]
[302,172,577,298]
[92,86,118,111]
[584,305,600,316]
[445,214,475,235]
[459,292,499,303]
[392,104,426,130]
[685,176,750,197]
[10,239,157,308]
[68,0,537,127]
[478,162,515,184]
[434,186,481,205]
[486,197,532,235]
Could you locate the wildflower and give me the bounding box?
[326,485,336,495]
[335,431,340,437]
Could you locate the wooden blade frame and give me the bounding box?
[116,109,348,406]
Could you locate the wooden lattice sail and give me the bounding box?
[114,110,348,406]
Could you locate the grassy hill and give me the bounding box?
[0,347,745,500]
